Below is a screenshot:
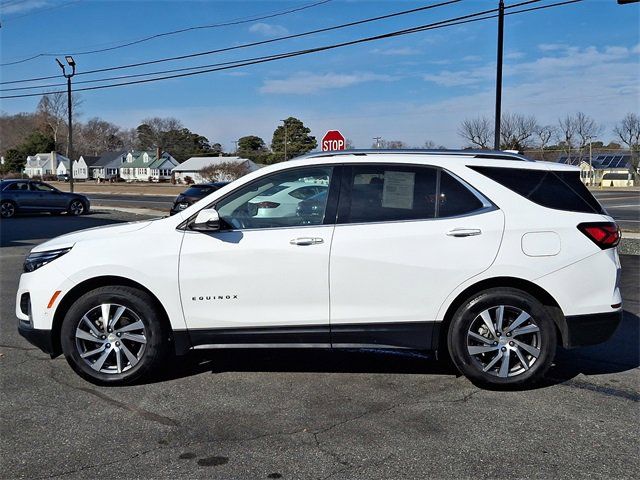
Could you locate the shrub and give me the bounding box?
[199,161,250,182]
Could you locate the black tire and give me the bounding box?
[447,288,557,388]
[0,200,16,218]
[68,199,85,216]
[60,286,170,385]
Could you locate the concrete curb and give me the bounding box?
[92,205,167,217]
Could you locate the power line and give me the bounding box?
[0,0,584,100]
[0,0,463,85]
[0,0,552,93]
[0,0,333,66]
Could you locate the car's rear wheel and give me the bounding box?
[448,288,557,388]
[60,286,170,385]
[0,200,16,218]
[68,200,85,216]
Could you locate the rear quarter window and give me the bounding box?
[470,166,605,214]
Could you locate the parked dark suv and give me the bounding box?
[0,179,90,218]
[169,182,228,215]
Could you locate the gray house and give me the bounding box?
[89,151,128,180]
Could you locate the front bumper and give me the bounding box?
[18,322,58,357]
[564,310,622,348]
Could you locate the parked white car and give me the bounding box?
[247,181,328,220]
[16,150,622,387]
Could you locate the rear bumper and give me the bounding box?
[564,310,622,348]
[18,322,57,357]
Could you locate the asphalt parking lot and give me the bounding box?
[0,211,638,479]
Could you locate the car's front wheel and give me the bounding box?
[0,200,16,218]
[60,286,170,385]
[448,288,557,388]
[68,199,86,216]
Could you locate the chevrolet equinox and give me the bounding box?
[16,150,622,387]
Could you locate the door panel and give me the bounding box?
[329,210,504,327]
[179,165,338,339]
[179,225,333,332]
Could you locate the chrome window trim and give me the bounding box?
[179,162,499,232]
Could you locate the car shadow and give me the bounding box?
[151,309,639,389]
[0,212,127,248]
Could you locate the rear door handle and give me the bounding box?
[290,237,324,246]
[446,228,482,237]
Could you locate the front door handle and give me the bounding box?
[290,237,324,246]
[446,228,482,237]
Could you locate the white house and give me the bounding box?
[172,156,259,184]
[56,158,71,177]
[71,155,99,180]
[119,150,179,182]
[24,152,70,178]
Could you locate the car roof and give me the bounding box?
[282,150,579,172]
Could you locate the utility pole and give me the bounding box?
[56,56,76,192]
[373,137,382,149]
[232,140,238,155]
[493,0,505,151]
[280,119,288,161]
[588,137,593,186]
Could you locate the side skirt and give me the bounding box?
[175,322,439,354]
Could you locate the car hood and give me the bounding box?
[31,220,154,253]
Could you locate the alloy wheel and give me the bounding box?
[466,305,541,378]
[1,202,15,218]
[75,303,147,374]
[69,200,84,215]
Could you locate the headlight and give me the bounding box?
[23,247,72,273]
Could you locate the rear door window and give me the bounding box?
[341,165,491,224]
[470,166,605,214]
[344,165,438,223]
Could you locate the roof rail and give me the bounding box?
[292,149,534,162]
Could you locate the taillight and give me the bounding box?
[255,201,280,209]
[578,222,620,249]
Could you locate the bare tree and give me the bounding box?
[574,112,601,149]
[614,113,640,175]
[458,117,492,149]
[369,139,407,149]
[119,128,138,151]
[499,113,539,151]
[77,118,124,155]
[200,161,250,182]
[136,117,183,150]
[536,125,556,150]
[556,114,578,155]
[36,92,82,155]
[613,113,640,151]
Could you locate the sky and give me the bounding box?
[0,0,639,151]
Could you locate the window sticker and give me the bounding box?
[382,171,415,209]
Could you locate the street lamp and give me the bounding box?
[56,56,76,192]
[280,119,288,161]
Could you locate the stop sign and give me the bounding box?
[321,130,346,151]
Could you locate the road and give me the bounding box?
[0,212,638,479]
[86,190,640,230]
[592,190,640,231]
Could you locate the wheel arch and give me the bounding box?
[435,276,568,353]
[51,275,185,356]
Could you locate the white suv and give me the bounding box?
[16,150,622,387]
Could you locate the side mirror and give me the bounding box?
[190,208,220,232]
